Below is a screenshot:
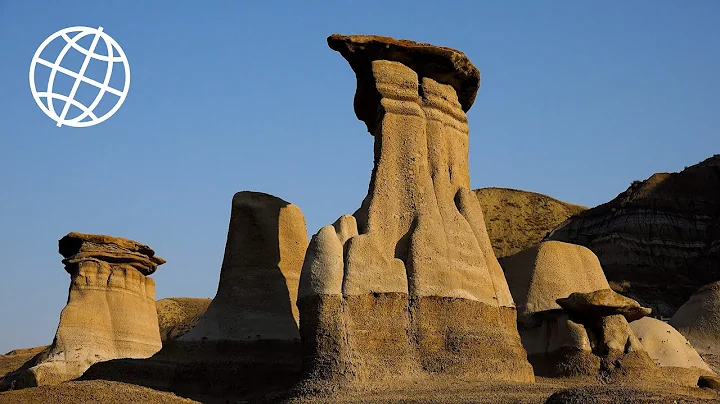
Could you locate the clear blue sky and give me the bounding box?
[0,1,718,353]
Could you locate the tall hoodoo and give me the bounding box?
[297,34,534,388]
[0,232,165,390]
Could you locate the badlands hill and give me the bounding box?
[156,298,211,341]
[548,155,720,316]
[474,187,586,258]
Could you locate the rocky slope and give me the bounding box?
[475,188,586,258]
[547,155,720,316]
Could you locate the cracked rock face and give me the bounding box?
[297,34,533,389]
[0,233,164,390]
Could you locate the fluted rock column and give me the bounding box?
[0,232,164,390]
[297,34,534,389]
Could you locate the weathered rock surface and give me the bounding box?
[297,34,533,393]
[557,289,652,322]
[156,298,211,341]
[502,241,659,380]
[0,233,164,390]
[547,155,720,316]
[670,281,720,355]
[502,241,611,323]
[475,187,586,259]
[630,317,714,386]
[181,191,309,342]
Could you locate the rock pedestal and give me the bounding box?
[297,34,534,392]
[181,191,309,342]
[0,232,164,390]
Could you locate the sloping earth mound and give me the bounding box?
[547,155,720,317]
[475,187,586,259]
[156,298,211,341]
[0,346,48,378]
[0,380,198,403]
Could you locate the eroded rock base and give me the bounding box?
[298,294,534,393]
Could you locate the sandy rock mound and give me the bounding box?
[670,281,720,355]
[0,232,164,390]
[181,191,309,342]
[297,34,534,394]
[156,298,211,341]
[503,241,659,381]
[0,380,198,404]
[630,317,714,386]
[547,155,720,316]
[474,187,586,259]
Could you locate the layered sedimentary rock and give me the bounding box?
[547,155,720,316]
[182,191,309,341]
[630,317,714,386]
[297,34,534,391]
[502,241,658,379]
[670,281,720,356]
[474,187,586,258]
[0,233,164,390]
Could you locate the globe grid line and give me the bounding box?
[29,25,130,128]
[57,26,104,127]
[33,59,124,97]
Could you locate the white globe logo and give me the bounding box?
[29,26,130,128]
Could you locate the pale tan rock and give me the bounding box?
[630,317,713,374]
[181,191,309,341]
[502,241,665,380]
[557,289,652,322]
[298,34,533,391]
[670,281,720,355]
[0,233,164,390]
[502,241,611,323]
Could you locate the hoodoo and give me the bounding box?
[297,34,534,391]
[182,191,309,341]
[0,232,165,390]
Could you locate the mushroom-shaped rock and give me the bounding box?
[298,34,533,392]
[630,317,714,386]
[0,233,164,390]
[502,241,658,380]
[557,289,652,322]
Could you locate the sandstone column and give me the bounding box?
[181,191,309,341]
[298,34,534,390]
[0,232,164,390]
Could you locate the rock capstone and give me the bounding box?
[557,289,652,322]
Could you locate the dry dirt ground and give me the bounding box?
[1,373,718,403]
